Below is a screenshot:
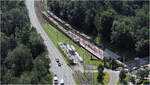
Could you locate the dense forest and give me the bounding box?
[1,1,52,84]
[47,0,149,59]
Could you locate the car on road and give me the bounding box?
[60,79,64,85]
[58,62,61,67]
[54,74,58,85]
[55,57,62,67]
[56,58,59,63]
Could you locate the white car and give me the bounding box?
[115,67,122,71]
[60,79,64,85]
[132,67,138,70]
[54,75,58,85]
[124,68,129,73]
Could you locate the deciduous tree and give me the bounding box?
[119,70,126,82]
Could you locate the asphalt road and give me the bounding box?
[104,69,120,85]
[25,0,76,85]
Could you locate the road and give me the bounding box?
[104,69,120,85]
[25,0,76,85]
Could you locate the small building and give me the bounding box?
[104,49,119,59]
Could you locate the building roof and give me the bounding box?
[104,49,119,59]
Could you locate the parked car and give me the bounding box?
[115,67,122,71]
[143,81,150,85]
[124,68,129,73]
[132,67,138,70]
[144,64,150,69]
[54,74,58,85]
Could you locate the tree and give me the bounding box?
[0,33,17,62]
[136,69,150,81]
[1,0,52,83]
[18,71,39,84]
[1,7,29,36]
[119,70,126,82]
[130,76,135,84]
[100,8,117,42]
[33,54,50,80]
[84,9,95,34]
[111,17,135,51]
[103,57,111,68]
[47,0,149,58]
[134,7,149,28]
[97,62,104,71]
[15,23,31,45]
[135,40,149,57]
[1,33,9,62]
[103,57,120,69]
[40,73,53,84]
[5,44,33,76]
[94,13,101,36]
[2,69,19,84]
[111,58,118,69]
[135,27,149,57]
[29,30,46,59]
[97,63,105,83]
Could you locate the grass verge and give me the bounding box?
[83,72,88,80]
[73,73,80,85]
[41,24,103,66]
[93,72,110,85]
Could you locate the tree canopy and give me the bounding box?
[1,0,52,84]
[47,0,149,58]
[97,63,105,83]
[119,70,126,82]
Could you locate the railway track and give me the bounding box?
[42,10,104,60]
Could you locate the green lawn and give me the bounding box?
[93,72,110,85]
[41,24,103,66]
[72,73,80,85]
[83,72,88,80]
[117,81,121,85]
[125,75,130,81]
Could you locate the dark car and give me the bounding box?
[144,82,150,85]
[58,62,61,67]
[143,81,150,85]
